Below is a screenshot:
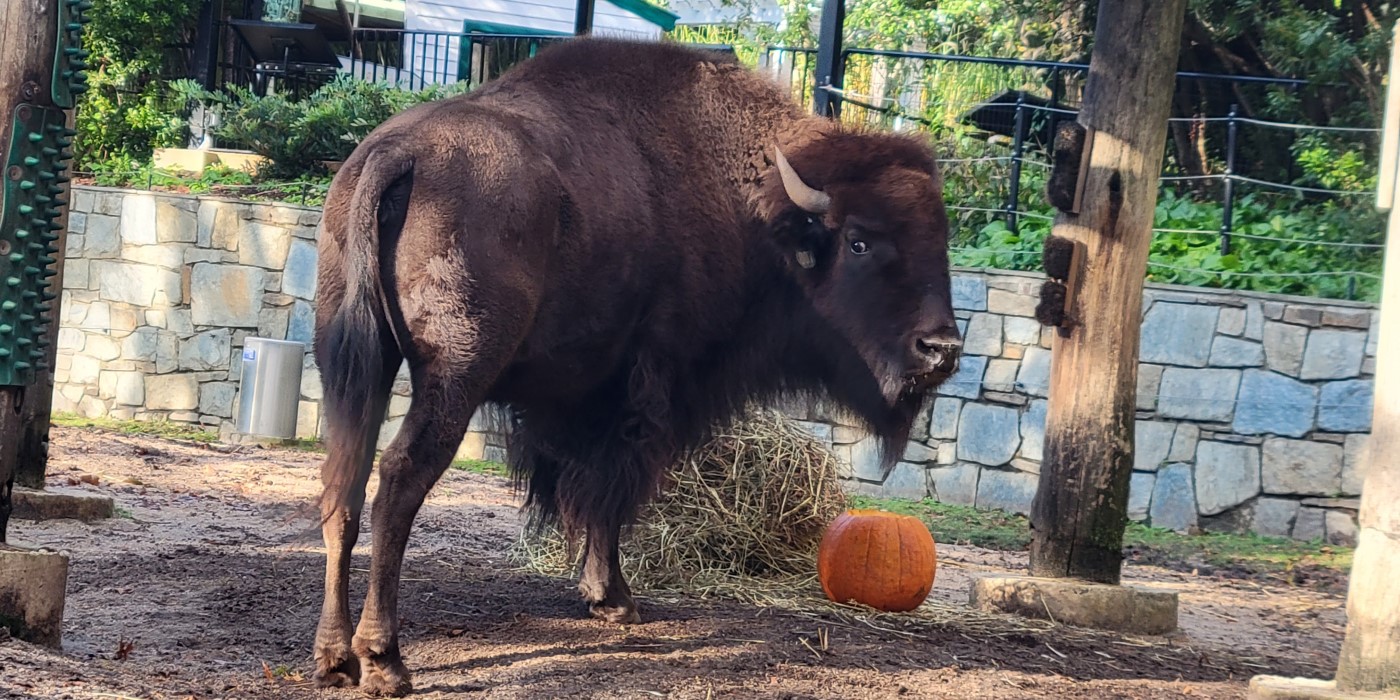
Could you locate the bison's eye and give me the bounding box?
[850,240,870,255]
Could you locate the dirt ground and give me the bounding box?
[1,426,1347,699]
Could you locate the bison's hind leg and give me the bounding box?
[580,521,641,624]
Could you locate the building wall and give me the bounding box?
[54,186,1378,545]
[401,0,662,85]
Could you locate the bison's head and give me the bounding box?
[762,131,961,413]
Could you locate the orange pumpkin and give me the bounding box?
[816,509,937,612]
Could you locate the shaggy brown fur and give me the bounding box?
[312,37,962,696]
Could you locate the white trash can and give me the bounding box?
[236,337,306,439]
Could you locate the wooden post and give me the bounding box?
[1027,0,1188,583]
[1333,21,1400,692]
[0,0,82,537]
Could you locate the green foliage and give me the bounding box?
[75,0,202,169]
[52,411,219,443]
[170,76,472,180]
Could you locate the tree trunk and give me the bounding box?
[1028,0,1188,584]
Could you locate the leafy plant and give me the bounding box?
[169,76,471,180]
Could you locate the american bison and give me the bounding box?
[312,37,961,695]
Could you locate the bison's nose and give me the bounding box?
[914,334,962,374]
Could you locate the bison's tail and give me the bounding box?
[316,148,414,520]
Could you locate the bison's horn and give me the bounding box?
[774,147,831,214]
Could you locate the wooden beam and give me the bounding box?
[0,0,78,539]
[811,0,844,118]
[1332,22,1400,692]
[1028,0,1188,584]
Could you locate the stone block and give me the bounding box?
[928,397,960,440]
[1233,369,1317,438]
[1342,434,1369,496]
[1292,507,1326,541]
[190,263,266,327]
[1003,317,1040,346]
[951,275,986,311]
[12,487,114,523]
[259,308,290,340]
[1263,438,1343,497]
[238,222,292,269]
[983,358,1018,392]
[1325,511,1358,546]
[987,288,1036,317]
[377,416,404,450]
[0,544,70,648]
[935,462,980,506]
[964,313,1003,357]
[1015,346,1050,397]
[1128,472,1155,521]
[1367,312,1380,356]
[110,372,144,406]
[1217,307,1246,336]
[1169,424,1198,462]
[145,374,199,411]
[938,355,985,400]
[85,335,120,361]
[1194,441,1261,516]
[1157,368,1240,422]
[881,462,929,500]
[849,435,885,482]
[120,192,158,245]
[110,307,139,333]
[957,403,1021,466]
[1317,380,1373,432]
[832,425,864,445]
[62,259,88,290]
[72,188,95,212]
[197,200,242,251]
[974,468,1036,516]
[95,192,123,216]
[1321,308,1371,329]
[93,260,182,307]
[1210,336,1264,367]
[1283,307,1324,327]
[167,309,195,338]
[296,400,321,439]
[1134,420,1176,472]
[287,300,315,344]
[179,329,232,371]
[1137,364,1163,411]
[1150,463,1197,533]
[903,441,938,464]
[57,328,84,352]
[1019,399,1046,462]
[1300,329,1366,380]
[1140,302,1219,367]
[199,382,238,418]
[792,420,832,444]
[69,355,100,384]
[1244,301,1265,340]
[1263,322,1308,376]
[300,364,323,401]
[122,244,185,271]
[1251,498,1300,538]
[283,239,318,299]
[155,199,198,243]
[970,575,1178,635]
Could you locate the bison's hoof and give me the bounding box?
[313,648,360,688]
[589,602,641,625]
[359,660,413,697]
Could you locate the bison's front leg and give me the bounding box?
[579,522,640,624]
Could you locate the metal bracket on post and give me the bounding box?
[0,104,73,387]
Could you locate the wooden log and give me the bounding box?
[1028,0,1188,584]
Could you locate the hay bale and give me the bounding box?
[512,408,847,592]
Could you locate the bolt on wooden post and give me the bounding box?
[1027,0,1188,584]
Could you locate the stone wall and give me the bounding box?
[52,186,1378,544]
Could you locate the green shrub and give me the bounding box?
[169,76,471,180]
